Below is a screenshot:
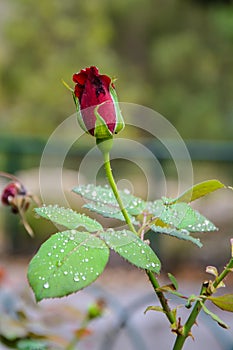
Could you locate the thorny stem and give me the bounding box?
[102,151,176,326]
[147,268,176,325]
[173,257,233,350]
[172,284,206,350]
[101,149,233,350]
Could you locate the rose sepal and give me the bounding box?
[109,84,125,134]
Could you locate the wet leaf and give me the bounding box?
[207,294,233,312]
[35,205,102,232]
[84,201,137,223]
[28,230,109,301]
[170,180,225,204]
[200,302,228,329]
[159,203,217,232]
[145,200,164,217]
[99,230,161,273]
[150,226,202,247]
[73,184,146,218]
[146,201,216,235]
[147,198,217,246]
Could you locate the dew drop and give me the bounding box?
[43,282,50,289]
[74,275,80,282]
[57,260,62,267]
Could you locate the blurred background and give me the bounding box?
[0,0,233,263]
[0,0,233,349]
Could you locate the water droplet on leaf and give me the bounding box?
[43,282,50,289]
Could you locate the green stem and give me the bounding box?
[172,284,206,350]
[103,151,137,234]
[173,257,233,350]
[147,269,176,325]
[213,257,233,289]
[102,150,176,325]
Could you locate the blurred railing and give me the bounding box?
[0,135,233,254]
[1,135,233,169]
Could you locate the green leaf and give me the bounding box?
[73,184,146,218]
[99,229,161,273]
[28,230,109,301]
[145,200,164,217]
[146,201,217,234]
[207,294,233,312]
[156,287,186,299]
[206,265,219,278]
[146,198,217,247]
[150,225,203,247]
[168,273,179,290]
[84,201,137,223]
[200,302,229,329]
[144,305,165,314]
[35,205,102,232]
[171,180,225,204]
[159,203,217,232]
[17,339,48,350]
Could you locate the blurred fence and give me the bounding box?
[86,285,233,350]
[1,136,233,172]
[0,135,233,254]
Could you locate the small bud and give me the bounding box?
[1,180,39,237]
[72,66,124,139]
[87,298,105,320]
[1,182,27,213]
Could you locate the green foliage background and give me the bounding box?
[0,0,232,139]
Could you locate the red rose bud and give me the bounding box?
[72,66,124,139]
[1,182,27,214]
[1,179,36,236]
